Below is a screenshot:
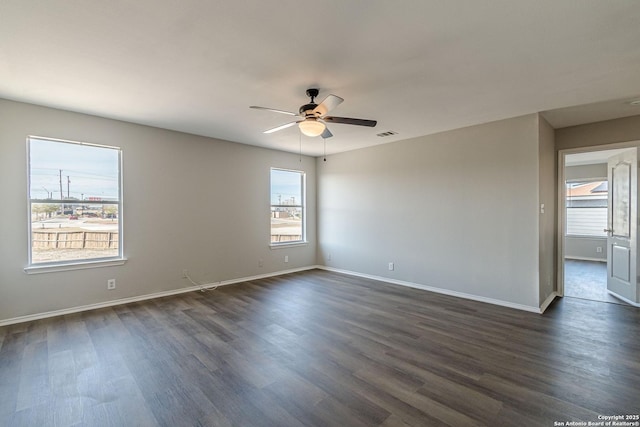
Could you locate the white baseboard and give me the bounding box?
[540,292,559,313]
[0,265,319,327]
[607,290,640,307]
[564,256,606,263]
[317,266,542,313]
[2,264,578,326]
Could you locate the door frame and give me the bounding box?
[557,140,640,306]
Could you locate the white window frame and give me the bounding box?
[270,167,306,247]
[25,136,125,273]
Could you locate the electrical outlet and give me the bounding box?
[107,279,116,290]
[327,253,332,261]
[596,247,603,253]
[388,262,394,271]
[182,269,189,278]
[284,255,289,263]
[258,259,264,267]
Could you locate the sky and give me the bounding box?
[29,139,299,205]
[29,137,120,200]
[270,169,303,205]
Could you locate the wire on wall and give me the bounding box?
[184,271,218,292]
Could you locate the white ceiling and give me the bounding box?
[1,1,640,157]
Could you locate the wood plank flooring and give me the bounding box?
[1,269,639,426]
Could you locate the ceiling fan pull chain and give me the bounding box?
[323,137,327,162]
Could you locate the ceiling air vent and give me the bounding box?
[376,131,398,137]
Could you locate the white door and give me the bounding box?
[606,149,638,303]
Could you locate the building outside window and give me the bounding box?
[566,180,608,237]
[270,168,305,244]
[27,136,123,267]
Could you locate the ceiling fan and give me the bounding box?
[250,89,377,139]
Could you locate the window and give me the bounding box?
[566,180,608,237]
[270,168,305,244]
[27,136,123,268]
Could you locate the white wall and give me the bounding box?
[0,99,316,322]
[317,114,541,309]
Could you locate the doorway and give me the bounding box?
[560,146,638,307]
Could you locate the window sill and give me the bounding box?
[24,258,127,274]
[269,242,308,249]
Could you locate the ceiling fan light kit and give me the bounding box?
[298,118,326,137]
[250,88,377,139]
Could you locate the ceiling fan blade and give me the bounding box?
[263,121,299,134]
[250,106,298,116]
[323,116,377,127]
[314,95,344,117]
[321,127,333,139]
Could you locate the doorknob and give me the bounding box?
[604,228,613,233]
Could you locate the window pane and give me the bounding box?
[29,137,121,265]
[565,180,608,237]
[31,203,119,263]
[566,207,607,236]
[270,169,302,206]
[270,168,304,244]
[271,206,302,243]
[29,138,119,201]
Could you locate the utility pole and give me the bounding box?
[59,169,64,215]
[67,176,72,215]
[59,170,63,200]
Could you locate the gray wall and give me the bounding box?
[0,99,317,321]
[538,116,556,305]
[564,236,607,261]
[565,164,607,181]
[556,115,640,151]
[317,114,541,309]
[14,102,635,320]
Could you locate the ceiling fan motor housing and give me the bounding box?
[300,88,320,115]
[300,103,318,116]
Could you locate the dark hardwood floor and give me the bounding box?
[1,269,639,426]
